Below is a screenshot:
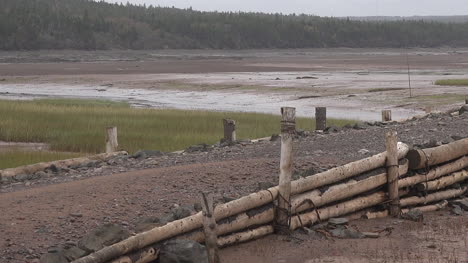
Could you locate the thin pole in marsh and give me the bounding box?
[406,51,413,98]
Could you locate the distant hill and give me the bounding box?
[346,16,468,23]
[1,0,468,50]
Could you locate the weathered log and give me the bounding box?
[276,107,295,231]
[74,145,409,263]
[222,119,236,143]
[407,138,468,169]
[200,193,219,263]
[291,142,409,195]
[291,160,409,214]
[217,225,274,247]
[400,187,467,207]
[106,126,118,153]
[0,151,127,182]
[415,170,468,192]
[385,130,400,216]
[365,200,449,219]
[399,156,468,188]
[382,110,392,122]
[315,107,327,131]
[110,247,159,263]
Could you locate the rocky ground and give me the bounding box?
[1,108,468,263]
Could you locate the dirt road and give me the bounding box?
[1,112,467,263]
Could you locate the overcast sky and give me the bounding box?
[104,0,468,17]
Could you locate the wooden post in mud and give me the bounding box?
[222,119,236,143]
[201,192,220,263]
[465,96,468,104]
[382,110,392,122]
[385,130,400,217]
[276,107,296,233]
[315,107,327,130]
[105,127,118,153]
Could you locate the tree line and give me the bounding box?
[1,0,468,50]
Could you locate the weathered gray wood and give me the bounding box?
[201,192,219,263]
[222,119,236,143]
[385,130,400,217]
[315,107,327,131]
[276,107,295,233]
[106,127,118,153]
[382,110,392,122]
[407,138,468,170]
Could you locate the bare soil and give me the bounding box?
[1,112,467,263]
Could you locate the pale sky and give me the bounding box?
[104,0,468,17]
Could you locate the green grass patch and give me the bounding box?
[0,150,82,170]
[0,99,356,154]
[435,79,468,86]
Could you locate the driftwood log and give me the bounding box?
[0,151,127,182]
[407,138,468,169]
[415,170,468,192]
[365,200,449,219]
[399,156,468,188]
[400,187,467,207]
[291,160,409,214]
[75,144,410,263]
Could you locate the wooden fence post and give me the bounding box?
[382,110,392,122]
[315,107,327,131]
[105,127,118,153]
[276,107,295,233]
[385,130,400,217]
[465,96,467,104]
[222,119,236,143]
[201,192,220,263]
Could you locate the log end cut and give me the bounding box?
[407,149,425,170]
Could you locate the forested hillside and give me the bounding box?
[2,0,468,50]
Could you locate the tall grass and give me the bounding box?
[0,99,356,153]
[435,79,468,86]
[0,151,82,170]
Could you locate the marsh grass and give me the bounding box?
[435,79,468,86]
[0,150,82,169]
[0,99,356,154]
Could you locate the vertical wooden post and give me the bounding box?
[465,96,467,104]
[105,126,118,153]
[315,107,327,131]
[382,110,392,122]
[200,192,220,263]
[385,130,400,217]
[222,119,236,143]
[276,107,295,233]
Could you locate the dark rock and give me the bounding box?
[135,216,161,232]
[459,105,468,115]
[300,167,320,178]
[270,134,280,142]
[328,218,349,225]
[324,126,340,133]
[14,173,31,181]
[451,205,464,216]
[343,124,353,129]
[132,150,164,160]
[401,209,424,222]
[329,227,365,239]
[193,202,203,212]
[451,199,468,211]
[171,205,194,220]
[78,224,130,253]
[160,213,176,224]
[47,165,60,173]
[32,171,47,179]
[39,253,68,263]
[159,240,208,263]
[353,123,368,130]
[451,135,465,141]
[185,144,211,153]
[63,246,88,261]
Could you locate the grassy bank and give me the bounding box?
[435,79,468,86]
[0,151,82,170]
[0,99,356,154]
